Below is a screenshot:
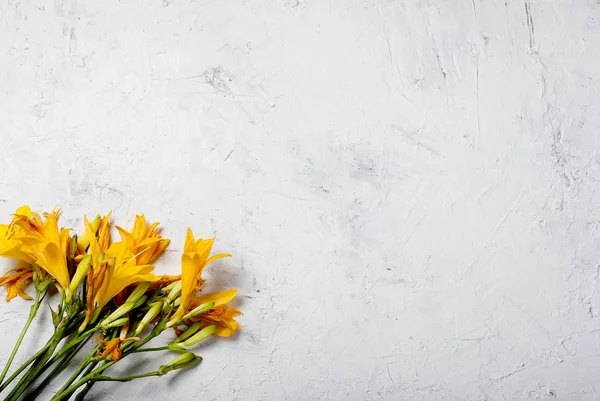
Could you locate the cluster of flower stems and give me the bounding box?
[0,206,241,400]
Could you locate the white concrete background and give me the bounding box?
[0,0,599,400]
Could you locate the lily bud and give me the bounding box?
[134,302,163,336]
[100,295,147,327]
[157,353,202,375]
[67,255,92,302]
[126,282,150,304]
[162,280,180,292]
[172,325,217,348]
[101,317,129,330]
[181,302,215,322]
[79,215,101,249]
[166,281,182,302]
[170,322,202,344]
[70,235,78,259]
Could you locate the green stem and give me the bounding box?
[50,324,167,401]
[53,354,95,399]
[5,325,65,401]
[0,342,51,394]
[27,333,93,400]
[41,328,97,375]
[92,371,162,382]
[49,361,116,401]
[0,289,45,386]
[131,346,169,353]
[73,382,94,401]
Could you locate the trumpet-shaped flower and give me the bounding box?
[116,215,170,265]
[0,266,34,301]
[0,206,43,265]
[81,216,159,329]
[0,206,72,291]
[31,210,71,290]
[188,289,241,337]
[170,229,230,324]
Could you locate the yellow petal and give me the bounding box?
[38,242,70,289]
[214,320,239,337]
[205,253,231,266]
[14,205,32,218]
[194,289,238,307]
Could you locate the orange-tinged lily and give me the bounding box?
[116,215,170,265]
[189,289,241,337]
[95,333,139,361]
[0,266,34,301]
[81,217,159,329]
[170,229,230,323]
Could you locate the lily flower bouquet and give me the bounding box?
[0,206,241,400]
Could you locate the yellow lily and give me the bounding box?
[0,267,34,301]
[188,289,241,337]
[170,228,230,324]
[81,217,159,329]
[0,206,72,291]
[95,241,158,309]
[31,210,71,290]
[116,215,170,265]
[0,206,43,264]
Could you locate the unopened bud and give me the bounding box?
[173,325,217,348]
[67,255,92,302]
[126,282,150,304]
[157,352,202,375]
[100,295,147,327]
[134,302,163,336]
[70,235,78,259]
[101,317,129,330]
[181,302,215,322]
[79,215,101,249]
[162,280,180,293]
[166,281,182,302]
[170,322,202,344]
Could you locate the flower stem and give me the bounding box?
[27,333,93,400]
[0,342,51,394]
[5,324,66,401]
[50,323,167,401]
[49,361,116,401]
[93,371,163,382]
[73,382,94,401]
[0,288,45,386]
[53,353,96,398]
[131,346,169,353]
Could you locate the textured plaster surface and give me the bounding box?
[1,0,600,400]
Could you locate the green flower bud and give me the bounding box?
[166,281,182,302]
[172,325,217,348]
[101,317,129,330]
[181,302,215,322]
[157,353,202,375]
[134,302,163,336]
[170,322,202,344]
[126,282,150,304]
